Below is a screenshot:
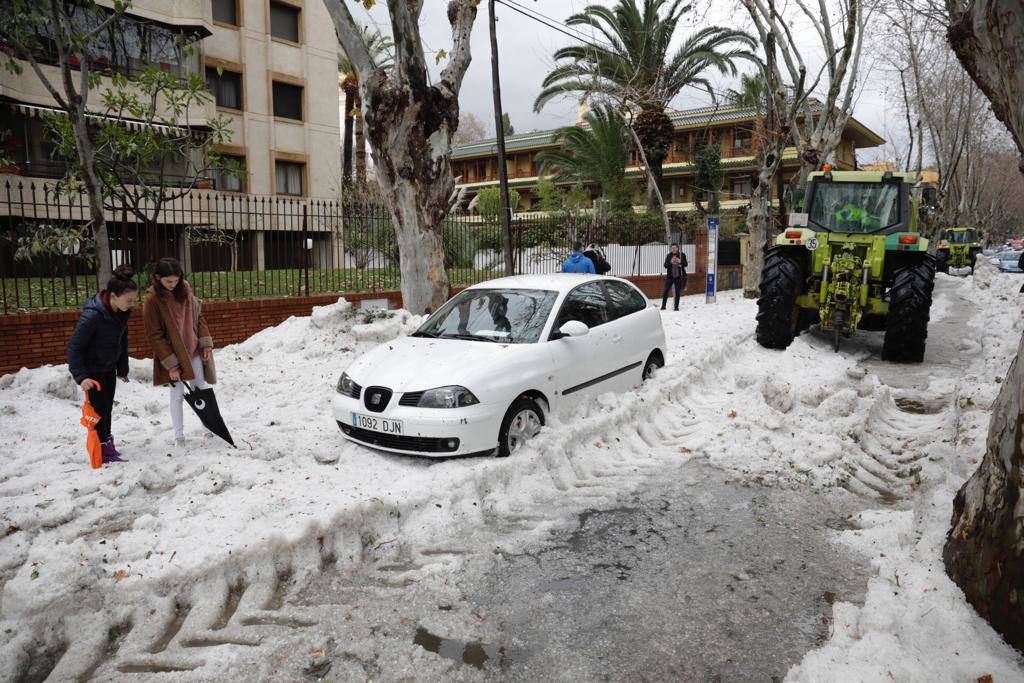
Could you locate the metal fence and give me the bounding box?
[1,180,702,314]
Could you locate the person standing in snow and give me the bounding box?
[661,243,688,311]
[583,243,612,274]
[562,241,597,274]
[143,257,216,445]
[66,265,139,463]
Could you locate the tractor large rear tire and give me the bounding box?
[756,247,804,350]
[882,255,935,363]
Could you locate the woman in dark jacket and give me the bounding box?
[661,243,688,311]
[67,265,139,463]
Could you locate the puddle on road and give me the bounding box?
[413,626,510,671]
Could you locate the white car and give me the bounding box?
[333,274,667,457]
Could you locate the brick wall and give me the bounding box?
[0,290,403,377]
[0,265,737,376]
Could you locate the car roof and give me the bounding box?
[466,273,622,294]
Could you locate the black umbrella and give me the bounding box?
[180,381,236,447]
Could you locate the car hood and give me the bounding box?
[344,335,539,395]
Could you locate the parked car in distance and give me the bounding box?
[997,246,1024,273]
[333,274,667,458]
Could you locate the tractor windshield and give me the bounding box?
[943,229,979,244]
[808,182,901,233]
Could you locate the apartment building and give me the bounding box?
[450,102,884,218]
[0,0,344,278]
[0,0,341,198]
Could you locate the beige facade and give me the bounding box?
[0,0,341,200]
[203,0,341,198]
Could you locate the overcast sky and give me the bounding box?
[345,0,901,163]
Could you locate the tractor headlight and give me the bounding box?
[337,372,355,395]
[418,386,479,409]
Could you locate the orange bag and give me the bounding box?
[80,383,103,469]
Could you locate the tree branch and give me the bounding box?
[439,0,478,96]
[324,0,375,81]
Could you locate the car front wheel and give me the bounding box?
[497,397,545,457]
[642,352,663,381]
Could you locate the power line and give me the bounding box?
[494,0,615,55]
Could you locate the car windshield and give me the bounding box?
[809,182,901,233]
[413,288,559,344]
[943,229,978,244]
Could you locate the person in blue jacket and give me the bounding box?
[562,241,597,274]
[67,265,139,464]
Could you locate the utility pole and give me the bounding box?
[489,0,514,276]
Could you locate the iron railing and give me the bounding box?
[0,180,715,314]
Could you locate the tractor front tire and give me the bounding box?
[936,250,949,273]
[756,247,804,350]
[882,255,935,363]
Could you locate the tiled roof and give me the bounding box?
[451,99,885,160]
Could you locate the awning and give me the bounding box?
[10,102,206,136]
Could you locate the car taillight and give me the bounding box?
[785,230,803,239]
[899,235,918,244]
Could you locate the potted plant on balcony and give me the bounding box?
[0,130,22,175]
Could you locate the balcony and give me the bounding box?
[0,1,203,79]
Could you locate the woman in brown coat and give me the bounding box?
[143,257,216,444]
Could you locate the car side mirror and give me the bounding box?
[556,320,589,338]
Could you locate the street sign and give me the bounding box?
[706,216,719,304]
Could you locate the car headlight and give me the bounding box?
[337,371,355,395]
[418,386,479,408]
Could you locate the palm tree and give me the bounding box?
[536,104,633,212]
[338,27,393,187]
[533,0,755,187]
[727,73,767,111]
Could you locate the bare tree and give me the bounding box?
[738,0,805,298]
[742,0,872,189]
[452,111,489,145]
[325,0,478,314]
[946,0,1024,171]
[0,0,131,286]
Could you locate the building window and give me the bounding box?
[212,0,238,25]
[269,2,300,42]
[733,128,753,154]
[205,67,242,110]
[275,160,304,195]
[272,82,303,120]
[214,155,246,192]
[731,176,753,199]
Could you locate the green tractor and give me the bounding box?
[935,227,983,274]
[755,169,935,361]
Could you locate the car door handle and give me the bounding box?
[611,335,623,344]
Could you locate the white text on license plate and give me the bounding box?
[351,412,404,435]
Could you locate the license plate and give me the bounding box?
[351,412,404,435]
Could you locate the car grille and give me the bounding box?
[363,386,392,413]
[337,422,460,453]
[398,391,425,407]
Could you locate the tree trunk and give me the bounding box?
[941,0,1024,650]
[354,95,367,186]
[743,164,776,298]
[361,77,454,314]
[72,111,111,287]
[946,0,1024,173]
[633,109,674,197]
[342,87,355,187]
[943,329,1024,651]
[327,0,477,315]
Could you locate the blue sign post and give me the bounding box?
[706,216,719,304]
